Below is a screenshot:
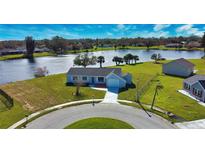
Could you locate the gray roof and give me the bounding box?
[184,75,205,87]
[67,67,122,76]
[199,80,205,89]
[164,58,195,68]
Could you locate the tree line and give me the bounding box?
[1,33,205,59]
[1,35,205,51]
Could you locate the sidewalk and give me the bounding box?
[176,119,205,129]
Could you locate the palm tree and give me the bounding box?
[97,56,105,68]
[151,83,163,110]
[112,56,123,66]
[124,53,133,64]
[133,55,139,64]
[112,56,119,65]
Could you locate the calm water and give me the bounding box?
[0,49,204,85]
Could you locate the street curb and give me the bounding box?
[8,99,103,129]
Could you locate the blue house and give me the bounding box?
[67,67,132,89]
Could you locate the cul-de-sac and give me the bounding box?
[1,24,205,129]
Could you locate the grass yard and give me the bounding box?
[118,59,205,121]
[0,73,105,128]
[65,117,134,129]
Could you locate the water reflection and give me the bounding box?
[0,49,204,85]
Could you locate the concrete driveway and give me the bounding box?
[102,88,119,103]
[26,103,176,129]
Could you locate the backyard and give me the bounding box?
[118,59,205,121]
[1,59,205,128]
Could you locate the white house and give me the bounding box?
[67,67,132,89]
[162,58,195,77]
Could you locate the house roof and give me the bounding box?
[67,67,122,77]
[199,80,205,89]
[164,58,195,68]
[184,75,205,87]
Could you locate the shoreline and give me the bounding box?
[0,46,204,61]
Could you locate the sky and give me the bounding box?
[0,24,205,40]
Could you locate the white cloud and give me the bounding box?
[106,32,113,36]
[176,24,204,36]
[135,30,170,38]
[176,24,193,32]
[153,24,170,31]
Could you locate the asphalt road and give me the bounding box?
[26,103,176,129]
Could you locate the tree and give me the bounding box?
[97,56,105,68]
[133,55,139,64]
[25,36,35,58]
[73,53,97,68]
[151,53,161,63]
[201,32,205,57]
[112,56,123,66]
[151,83,163,110]
[145,41,151,50]
[124,53,133,64]
[114,44,117,50]
[50,36,66,54]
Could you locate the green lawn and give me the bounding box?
[65,117,134,129]
[0,73,105,128]
[0,95,7,112]
[118,59,205,121]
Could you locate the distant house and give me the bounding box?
[0,48,24,55]
[185,41,201,48]
[165,43,183,48]
[183,75,205,102]
[67,67,132,89]
[34,47,50,53]
[162,58,195,77]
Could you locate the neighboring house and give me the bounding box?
[67,67,132,89]
[183,75,205,102]
[185,41,201,48]
[162,58,195,77]
[165,43,183,48]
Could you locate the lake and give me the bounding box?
[0,49,204,85]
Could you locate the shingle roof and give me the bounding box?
[164,58,195,68]
[67,67,122,76]
[184,75,205,86]
[199,80,205,89]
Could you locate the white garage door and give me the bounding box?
[107,79,120,88]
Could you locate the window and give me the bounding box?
[73,76,78,81]
[193,88,203,98]
[82,76,87,81]
[184,83,190,90]
[98,77,104,82]
[198,91,203,97]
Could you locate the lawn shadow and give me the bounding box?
[119,82,136,93]
[161,73,193,79]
